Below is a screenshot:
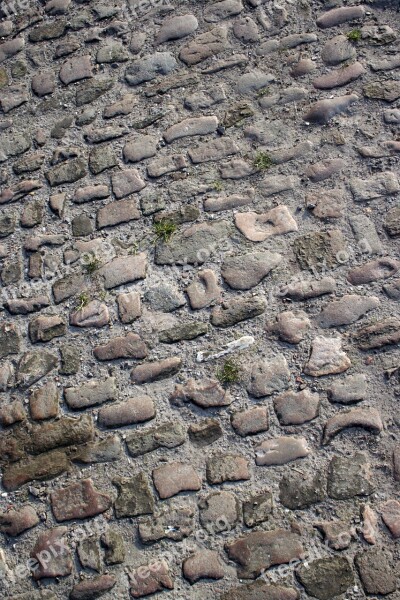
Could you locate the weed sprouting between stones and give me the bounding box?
[153,219,177,243]
[216,359,240,386]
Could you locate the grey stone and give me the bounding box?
[113,473,154,518]
[145,283,185,312]
[328,374,367,404]
[64,377,117,409]
[125,52,177,85]
[139,501,194,543]
[328,453,374,499]
[76,78,114,106]
[350,171,399,201]
[296,558,354,600]
[221,251,281,290]
[45,158,87,186]
[179,26,228,66]
[246,355,290,398]
[156,14,198,44]
[317,295,380,327]
[126,421,186,458]
[155,220,230,265]
[321,35,356,65]
[17,351,58,387]
[280,471,327,509]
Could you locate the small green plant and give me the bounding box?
[83,255,102,275]
[257,87,269,98]
[216,359,240,386]
[347,29,361,42]
[254,151,272,170]
[76,291,90,312]
[153,219,177,243]
[213,180,223,192]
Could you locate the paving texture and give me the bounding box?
[0,0,399,598]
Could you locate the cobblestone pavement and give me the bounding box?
[0,0,399,598]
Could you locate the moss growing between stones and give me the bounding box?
[254,151,272,170]
[216,359,240,386]
[347,29,362,42]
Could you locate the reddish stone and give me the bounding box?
[129,560,174,598]
[153,462,201,499]
[226,529,304,578]
[183,549,225,583]
[70,574,116,599]
[51,479,112,522]
[0,505,39,536]
[380,499,400,538]
[31,526,72,579]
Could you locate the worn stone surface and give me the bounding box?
[280,470,326,510]
[328,453,374,499]
[51,479,112,521]
[1,2,399,597]
[296,557,354,600]
[226,530,304,578]
[255,437,310,466]
[247,355,290,397]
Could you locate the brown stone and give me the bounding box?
[355,317,400,350]
[231,407,269,436]
[29,381,59,420]
[153,462,201,499]
[206,453,250,484]
[314,521,353,550]
[3,450,70,491]
[266,310,311,344]
[117,291,141,323]
[380,499,400,538]
[199,490,239,532]
[274,390,320,425]
[355,549,397,595]
[31,527,72,579]
[98,396,155,428]
[226,530,304,578]
[0,400,25,426]
[255,437,310,466]
[183,550,225,584]
[322,407,383,445]
[347,258,400,285]
[0,505,39,536]
[170,378,231,408]
[186,269,221,309]
[70,300,110,328]
[51,479,112,522]
[93,333,147,361]
[235,207,297,241]
[70,575,116,600]
[131,357,181,384]
[129,560,174,598]
[304,336,351,376]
